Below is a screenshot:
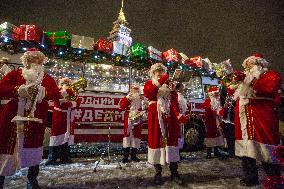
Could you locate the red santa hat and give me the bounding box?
[242,53,269,68]
[149,63,167,78]
[20,48,47,67]
[208,86,219,94]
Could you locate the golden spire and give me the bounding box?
[118,0,127,25]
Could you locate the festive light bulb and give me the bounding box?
[3,37,9,43]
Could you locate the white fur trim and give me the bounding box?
[68,135,75,145]
[204,136,225,147]
[239,98,249,140]
[0,154,16,176]
[19,147,43,168]
[235,140,279,163]
[0,100,10,105]
[151,79,161,88]
[148,146,180,165]
[49,133,74,146]
[123,136,141,148]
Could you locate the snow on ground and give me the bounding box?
[3,151,271,189]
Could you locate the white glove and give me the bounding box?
[18,85,30,98]
[36,86,46,103]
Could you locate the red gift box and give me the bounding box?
[184,56,203,68]
[93,38,113,54]
[19,25,43,44]
[162,48,180,62]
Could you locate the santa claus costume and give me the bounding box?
[143,63,187,185]
[234,54,282,186]
[0,49,61,189]
[119,85,145,163]
[220,84,236,157]
[175,83,188,151]
[203,86,225,158]
[45,78,79,166]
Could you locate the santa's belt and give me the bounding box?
[54,107,68,112]
[149,101,157,105]
[0,100,11,105]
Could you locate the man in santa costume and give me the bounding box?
[45,77,78,166]
[203,86,225,158]
[0,48,62,189]
[175,83,188,156]
[143,63,188,185]
[234,54,282,186]
[119,84,146,163]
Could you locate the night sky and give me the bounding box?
[1,0,284,78]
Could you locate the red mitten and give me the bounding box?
[158,74,169,85]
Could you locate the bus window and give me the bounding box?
[184,75,204,99]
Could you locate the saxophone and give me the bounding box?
[65,77,87,101]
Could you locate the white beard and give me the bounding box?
[210,96,221,111]
[22,64,44,84]
[157,84,171,115]
[233,65,265,100]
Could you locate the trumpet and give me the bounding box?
[65,77,87,101]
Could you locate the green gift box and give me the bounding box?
[131,43,148,59]
[44,31,71,46]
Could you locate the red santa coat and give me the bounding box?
[0,69,61,176]
[119,96,143,148]
[234,70,282,163]
[144,74,184,165]
[49,94,79,147]
[203,98,225,147]
[0,64,12,113]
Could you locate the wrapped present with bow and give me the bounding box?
[130,43,148,59]
[0,22,21,41]
[184,56,203,68]
[45,31,71,47]
[113,41,129,56]
[214,59,233,78]
[148,46,162,61]
[93,38,113,54]
[71,34,94,50]
[202,58,213,71]
[162,48,180,62]
[19,25,43,44]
